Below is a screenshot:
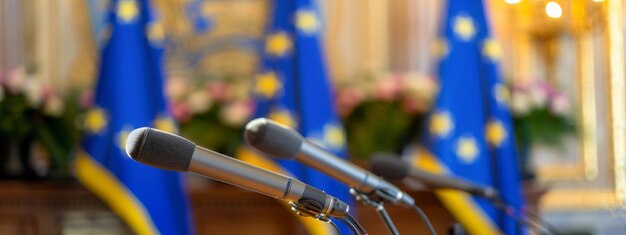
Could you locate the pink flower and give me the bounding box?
[80,90,95,109]
[550,93,571,115]
[41,84,55,100]
[206,81,229,101]
[169,101,192,122]
[402,95,428,114]
[374,75,402,101]
[336,87,366,116]
[533,80,556,96]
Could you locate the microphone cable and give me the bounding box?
[410,204,438,235]
[347,213,367,234]
[339,213,368,235]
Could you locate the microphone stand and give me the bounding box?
[289,200,368,235]
[350,188,400,235]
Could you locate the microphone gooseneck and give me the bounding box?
[244,118,415,207]
[125,127,349,219]
[370,153,500,201]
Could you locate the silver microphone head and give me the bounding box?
[125,127,196,171]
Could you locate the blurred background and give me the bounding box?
[0,0,624,234]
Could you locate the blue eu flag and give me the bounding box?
[239,0,352,234]
[419,0,525,234]
[75,1,194,234]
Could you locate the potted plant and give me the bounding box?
[336,72,438,160]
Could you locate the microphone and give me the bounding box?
[244,118,415,207]
[371,155,559,234]
[125,127,349,218]
[370,153,499,201]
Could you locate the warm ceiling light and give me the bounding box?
[545,2,563,19]
[505,0,521,4]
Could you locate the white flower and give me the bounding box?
[186,90,212,114]
[6,66,27,94]
[511,90,532,116]
[44,95,64,117]
[529,85,548,108]
[219,101,253,126]
[165,77,190,101]
[404,73,438,101]
[25,79,44,107]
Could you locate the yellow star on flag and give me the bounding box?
[265,32,292,57]
[486,119,507,147]
[456,136,479,163]
[117,0,139,23]
[430,111,453,137]
[453,15,476,41]
[493,83,510,106]
[154,116,177,133]
[296,10,320,35]
[269,110,297,128]
[84,107,108,134]
[254,72,282,99]
[147,21,165,45]
[323,124,345,150]
[483,39,502,61]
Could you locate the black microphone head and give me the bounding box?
[244,118,303,159]
[125,127,196,171]
[370,153,410,180]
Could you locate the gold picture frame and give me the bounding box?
[503,0,626,210]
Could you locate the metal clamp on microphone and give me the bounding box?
[124,127,349,219]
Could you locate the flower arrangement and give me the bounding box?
[336,72,438,159]
[509,79,576,180]
[165,76,255,156]
[509,79,576,148]
[0,66,83,179]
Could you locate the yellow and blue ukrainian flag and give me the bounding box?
[75,0,194,234]
[415,0,525,234]
[238,0,352,234]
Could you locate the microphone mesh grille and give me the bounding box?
[127,128,196,171]
[245,118,303,159]
[370,153,410,180]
